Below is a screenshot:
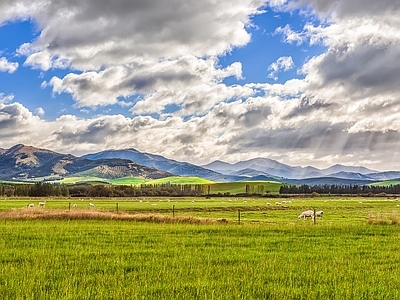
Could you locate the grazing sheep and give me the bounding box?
[298,210,314,220]
[38,201,46,207]
[27,203,34,208]
[275,202,282,206]
[89,203,95,208]
[72,204,77,208]
[315,210,324,218]
[266,202,271,206]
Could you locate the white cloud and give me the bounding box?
[0,57,18,73]
[275,24,304,45]
[0,93,14,104]
[2,0,400,171]
[268,56,294,80]
[0,0,266,110]
[35,107,45,116]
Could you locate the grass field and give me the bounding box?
[209,180,282,195]
[370,180,400,187]
[1,196,400,299]
[109,176,148,185]
[52,176,111,184]
[146,176,215,185]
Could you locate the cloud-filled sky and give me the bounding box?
[0,0,400,171]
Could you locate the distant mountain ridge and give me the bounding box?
[0,144,171,180]
[83,148,400,184]
[1,144,399,185]
[202,158,379,179]
[82,149,243,182]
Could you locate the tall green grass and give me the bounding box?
[0,221,399,299]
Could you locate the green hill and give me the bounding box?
[208,181,282,195]
[146,176,215,185]
[53,176,111,184]
[370,180,400,187]
[110,177,147,185]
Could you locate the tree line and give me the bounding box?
[279,184,400,195]
[0,182,208,197]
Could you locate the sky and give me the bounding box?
[0,0,400,171]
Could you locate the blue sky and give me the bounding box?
[0,0,400,171]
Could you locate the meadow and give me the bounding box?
[0,196,400,299]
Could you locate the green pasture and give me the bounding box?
[146,176,215,185]
[370,180,400,187]
[51,176,111,184]
[109,177,148,185]
[208,180,282,195]
[0,217,400,299]
[1,196,400,225]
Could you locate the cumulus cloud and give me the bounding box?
[0,0,266,110]
[275,25,304,45]
[0,57,18,73]
[1,0,400,171]
[0,102,49,144]
[35,107,45,116]
[0,93,14,104]
[268,56,294,80]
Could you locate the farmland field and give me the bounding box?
[0,196,400,299]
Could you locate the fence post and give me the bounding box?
[116,203,119,214]
[69,202,71,211]
[238,209,241,224]
[173,205,175,217]
[314,208,316,225]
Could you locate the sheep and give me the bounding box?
[298,210,314,220]
[275,202,282,206]
[38,201,46,207]
[315,210,324,218]
[89,203,95,208]
[27,203,34,208]
[72,204,77,208]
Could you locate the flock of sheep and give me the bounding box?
[26,202,95,208]
[25,199,323,220]
[298,210,324,220]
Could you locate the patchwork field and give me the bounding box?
[0,196,400,299]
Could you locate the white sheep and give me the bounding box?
[72,204,77,208]
[298,210,314,220]
[27,203,34,208]
[38,201,46,207]
[315,210,324,218]
[89,203,95,208]
[275,202,282,206]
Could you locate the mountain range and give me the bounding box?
[0,144,171,181]
[1,144,400,185]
